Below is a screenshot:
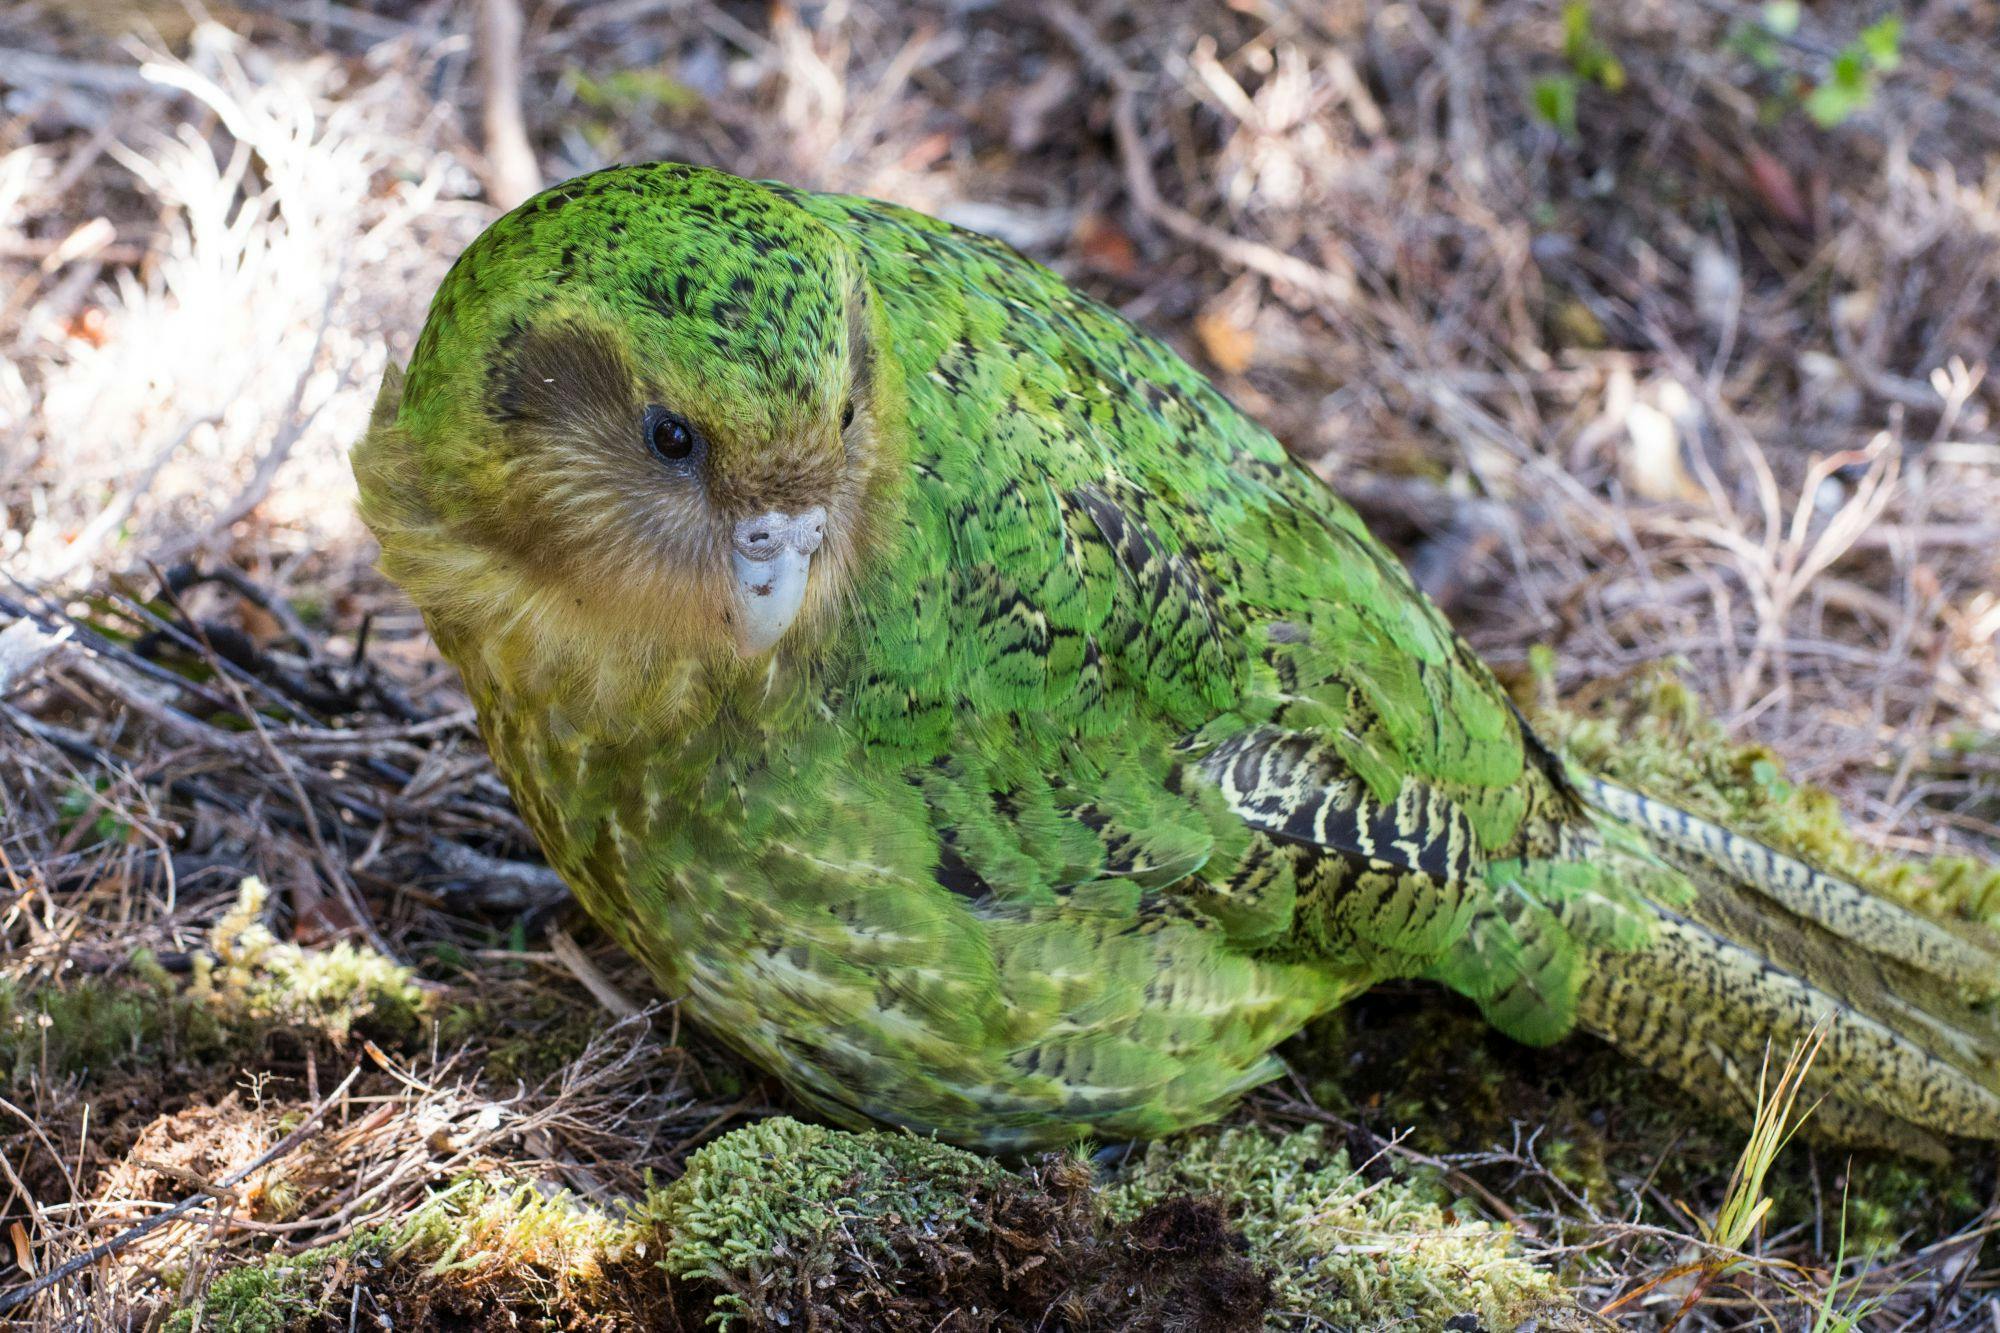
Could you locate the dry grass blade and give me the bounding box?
[1705,1023,1829,1260]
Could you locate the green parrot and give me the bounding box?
[355,163,2000,1156]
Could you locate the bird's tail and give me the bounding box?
[1562,776,2000,1158]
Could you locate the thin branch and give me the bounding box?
[477,0,541,209]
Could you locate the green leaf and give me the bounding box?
[1761,1,1801,36]
[1805,48,1874,126]
[58,780,96,822]
[1561,0,1594,57]
[1531,74,1581,136]
[1557,1,1624,89]
[1749,758,1793,800]
[567,65,705,114]
[1802,84,1854,126]
[1859,16,1902,70]
[1729,20,1782,71]
[57,777,130,843]
[429,941,469,971]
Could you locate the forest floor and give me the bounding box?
[3,0,2000,1327]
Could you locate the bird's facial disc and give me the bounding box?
[731,507,826,656]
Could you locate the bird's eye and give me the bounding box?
[839,401,855,431]
[643,406,702,466]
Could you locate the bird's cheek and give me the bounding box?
[729,506,826,656]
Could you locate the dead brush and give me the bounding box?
[5,18,481,591]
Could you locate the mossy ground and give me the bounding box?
[172,1116,1567,1332]
[1,879,426,1088]
[1290,988,1989,1265]
[166,1177,679,1332]
[2,891,1563,1328]
[1101,1125,1562,1330]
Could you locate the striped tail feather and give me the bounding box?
[1573,777,2000,1159]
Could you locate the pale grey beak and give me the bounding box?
[731,507,825,656]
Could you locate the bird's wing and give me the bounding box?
[795,189,1572,973]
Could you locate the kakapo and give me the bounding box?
[355,163,2000,1155]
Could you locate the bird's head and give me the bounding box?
[355,165,904,717]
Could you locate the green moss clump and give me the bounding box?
[650,1116,1308,1328]
[0,878,425,1085]
[176,1117,1585,1330]
[652,1115,1007,1303]
[1101,1124,1563,1330]
[1531,662,2000,927]
[193,878,426,1046]
[647,1116,1115,1329]
[169,1177,670,1332]
[0,968,170,1081]
[168,1248,330,1333]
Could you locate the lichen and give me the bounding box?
[1528,659,2000,927]
[1100,1123,1563,1331]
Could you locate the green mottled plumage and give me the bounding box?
[356,164,2000,1155]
